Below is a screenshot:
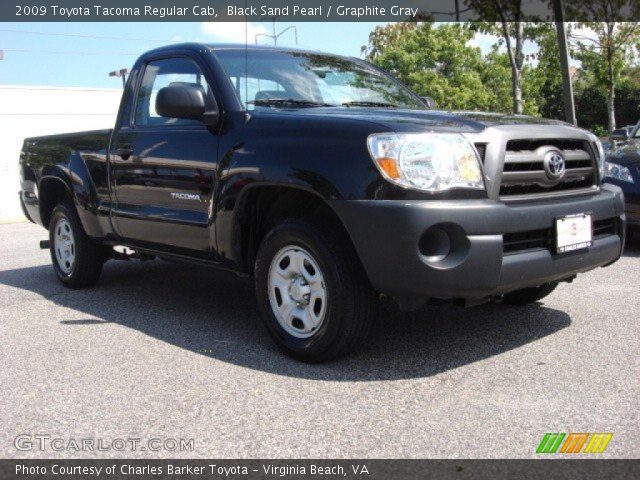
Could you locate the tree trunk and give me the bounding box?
[608,79,616,133]
[513,21,524,114]
[501,19,524,114]
[511,67,523,114]
[606,26,616,133]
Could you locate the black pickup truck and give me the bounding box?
[19,43,625,361]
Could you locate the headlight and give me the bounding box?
[604,161,635,183]
[587,133,606,182]
[367,133,484,192]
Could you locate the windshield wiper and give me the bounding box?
[247,98,334,108]
[342,100,398,108]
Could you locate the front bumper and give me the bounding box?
[331,184,625,306]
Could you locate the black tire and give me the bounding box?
[502,282,559,305]
[254,216,375,362]
[49,201,108,288]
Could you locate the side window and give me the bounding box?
[135,57,214,126]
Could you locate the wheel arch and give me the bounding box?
[38,151,104,238]
[39,175,73,229]
[231,184,366,277]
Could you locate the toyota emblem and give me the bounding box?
[544,150,566,180]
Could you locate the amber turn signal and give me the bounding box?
[376,157,400,179]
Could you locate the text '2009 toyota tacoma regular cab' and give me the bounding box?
[19,44,626,361]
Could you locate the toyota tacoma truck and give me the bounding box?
[19,43,626,361]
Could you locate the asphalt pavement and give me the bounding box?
[0,221,638,458]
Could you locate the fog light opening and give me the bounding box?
[419,227,451,263]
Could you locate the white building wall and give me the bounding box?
[0,85,122,222]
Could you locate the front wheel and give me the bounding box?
[254,217,374,362]
[49,201,108,288]
[502,282,558,305]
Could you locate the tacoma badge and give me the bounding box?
[171,192,201,201]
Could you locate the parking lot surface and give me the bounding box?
[1,221,638,458]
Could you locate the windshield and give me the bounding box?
[214,48,425,110]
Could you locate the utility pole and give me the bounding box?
[109,68,129,88]
[553,0,577,125]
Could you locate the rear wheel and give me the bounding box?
[255,217,374,362]
[502,282,558,305]
[49,201,108,288]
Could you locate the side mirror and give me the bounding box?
[421,96,437,109]
[155,84,217,123]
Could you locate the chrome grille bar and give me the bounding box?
[499,139,597,199]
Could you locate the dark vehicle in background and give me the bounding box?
[605,123,640,241]
[610,125,636,150]
[19,44,625,361]
[611,126,633,141]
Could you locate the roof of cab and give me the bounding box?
[142,42,324,57]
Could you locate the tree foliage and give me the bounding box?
[566,1,640,131]
[465,0,530,113]
[363,22,512,111]
[524,23,564,120]
[362,20,640,132]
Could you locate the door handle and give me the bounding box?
[115,146,133,160]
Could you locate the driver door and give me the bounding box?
[110,55,220,257]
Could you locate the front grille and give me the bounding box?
[500,138,598,200]
[503,217,618,254]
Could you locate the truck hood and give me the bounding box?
[257,107,569,133]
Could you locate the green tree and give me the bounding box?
[573,69,609,132]
[527,23,565,120]
[567,1,640,132]
[615,65,640,127]
[481,49,544,115]
[480,47,517,113]
[363,23,500,111]
[466,1,538,114]
[361,23,418,61]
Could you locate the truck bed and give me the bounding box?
[22,129,112,154]
[19,129,113,234]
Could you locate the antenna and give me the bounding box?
[255,17,298,45]
[244,1,248,111]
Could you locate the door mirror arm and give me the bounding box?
[201,108,220,127]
